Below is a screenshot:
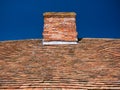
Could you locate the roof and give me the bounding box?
[0,38,120,89]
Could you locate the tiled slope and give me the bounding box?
[0,38,120,90]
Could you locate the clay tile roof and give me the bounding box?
[0,38,120,90]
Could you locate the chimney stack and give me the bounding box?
[43,12,78,45]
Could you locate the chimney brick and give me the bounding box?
[43,12,78,45]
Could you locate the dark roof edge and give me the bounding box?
[83,38,120,40]
[0,38,119,43]
[0,39,42,43]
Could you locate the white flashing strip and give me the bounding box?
[43,41,77,45]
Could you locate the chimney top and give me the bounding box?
[43,12,76,18]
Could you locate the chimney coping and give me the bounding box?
[43,12,76,18]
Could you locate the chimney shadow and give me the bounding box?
[77,38,83,43]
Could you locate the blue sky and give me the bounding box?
[0,0,120,41]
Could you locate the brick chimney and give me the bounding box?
[42,12,78,45]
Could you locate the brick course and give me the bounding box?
[43,12,77,42]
